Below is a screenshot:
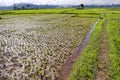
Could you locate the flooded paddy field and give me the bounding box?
[0,14,96,80]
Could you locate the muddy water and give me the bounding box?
[77,18,99,54]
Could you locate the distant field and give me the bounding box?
[0,8,119,15]
[0,8,120,80]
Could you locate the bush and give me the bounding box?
[0,17,2,19]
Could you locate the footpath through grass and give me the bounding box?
[96,16,109,80]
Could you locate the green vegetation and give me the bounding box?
[69,19,103,80]
[107,13,120,80]
[0,8,119,15]
[0,8,72,15]
[69,8,120,80]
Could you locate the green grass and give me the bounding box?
[107,14,120,80]
[0,8,119,15]
[0,8,72,15]
[69,19,104,80]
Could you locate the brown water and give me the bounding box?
[77,18,99,54]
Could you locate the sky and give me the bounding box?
[0,0,120,6]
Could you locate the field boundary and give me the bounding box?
[57,18,99,80]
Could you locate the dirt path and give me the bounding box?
[96,18,109,80]
[57,19,99,80]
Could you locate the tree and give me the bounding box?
[81,4,84,9]
[77,4,85,9]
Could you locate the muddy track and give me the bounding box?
[96,17,109,80]
[57,19,99,80]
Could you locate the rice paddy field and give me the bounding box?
[0,8,120,80]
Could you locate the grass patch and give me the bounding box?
[107,15,120,80]
[69,19,104,80]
